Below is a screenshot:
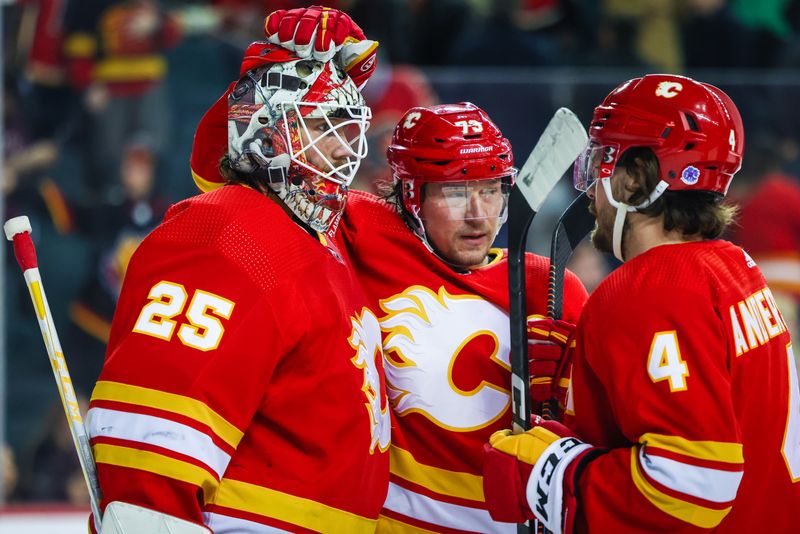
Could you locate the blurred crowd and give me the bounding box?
[2,0,800,506]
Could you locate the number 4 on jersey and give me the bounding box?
[647,331,689,392]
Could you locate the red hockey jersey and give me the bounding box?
[340,191,587,533]
[566,240,800,532]
[87,185,390,533]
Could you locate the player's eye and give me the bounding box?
[441,186,467,199]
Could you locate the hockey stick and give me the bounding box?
[537,191,596,421]
[4,216,103,530]
[508,109,586,534]
[509,108,588,435]
[547,191,595,320]
[4,216,211,534]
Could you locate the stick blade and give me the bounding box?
[516,108,588,213]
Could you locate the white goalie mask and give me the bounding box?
[227,55,371,232]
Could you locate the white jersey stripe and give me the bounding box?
[87,407,231,478]
[639,447,743,503]
[383,482,516,533]
[202,512,292,533]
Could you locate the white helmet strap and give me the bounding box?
[600,177,669,262]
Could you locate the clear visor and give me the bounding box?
[282,101,371,186]
[573,141,621,191]
[420,176,513,222]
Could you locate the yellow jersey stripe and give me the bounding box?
[191,169,224,193]
[210,478,377,533]
[92,381,243,448]
[94,442,219,500]
[390,445,484,502]
[475,248,504,269]
[630,448,731,528]
[377,514,440,533]
[640,433,743,464]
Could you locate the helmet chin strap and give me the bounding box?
[599,177,669,262]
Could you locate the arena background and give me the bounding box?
[2,0,800,530]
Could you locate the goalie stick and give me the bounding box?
[4,216,210,534]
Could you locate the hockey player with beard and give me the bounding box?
[190,7,589,532]
[85,37,391,533]
[482,75,800,532]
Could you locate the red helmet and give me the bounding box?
[387,103,516,238]
[574,74,744,197]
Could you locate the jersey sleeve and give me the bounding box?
[86,244,298,526]
[571,287,743,532]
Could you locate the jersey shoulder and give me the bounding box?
[146,185,329,293]
[589,240,761,316]
[344,190,409,236]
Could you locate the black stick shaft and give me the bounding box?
[508,186,534,434]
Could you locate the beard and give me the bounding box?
[590,201,628,256]
[590,223,613,254]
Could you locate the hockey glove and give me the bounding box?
[263,6,378,89]
[483,417,595,533]
[528,318,576,418]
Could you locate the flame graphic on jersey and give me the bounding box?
[349,307,391,454]
[380,286,512,432]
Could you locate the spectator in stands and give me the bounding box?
[20,397,89,504]
[64,139,168,395]
[62,0,181,201]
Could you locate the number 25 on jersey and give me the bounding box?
[133,281,235,351]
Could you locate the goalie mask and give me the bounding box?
[387,103,516,253]
[227,52,371,232]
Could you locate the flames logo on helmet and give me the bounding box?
[574,74,744,197]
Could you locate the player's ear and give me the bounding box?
[622,157,648,201]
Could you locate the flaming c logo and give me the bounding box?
[349,308,391,454]
[403,111,422,130]
[655,81,683,98]
[379,286,514,431]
